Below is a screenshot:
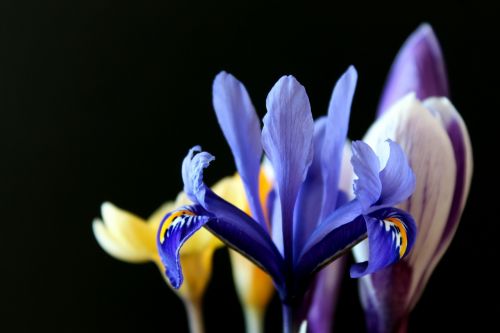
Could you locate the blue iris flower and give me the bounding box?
[157,67,417,331]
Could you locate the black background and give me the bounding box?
[1,0,498,332]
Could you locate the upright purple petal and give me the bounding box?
[376,140,416,207]
[179,147,286,293]
[321,66,358,219]
[351,141,382,210]
[351,207,416,278]
[212,72,266,227]
[262,75,314,266]
[293,117,326,258]
[298,140,387,271]
[378,24,449,116]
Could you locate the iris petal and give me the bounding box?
[178,146,286,293]
[423,98,473,259]
[157,205,213,288]
[321,66,358,219]
[351,141,382,209]
[212,72,266,227]
[293,117,326,257]
[262,75,314,265]
[350,207,416,278]
[295,215,366,293]
[377,140,416,207]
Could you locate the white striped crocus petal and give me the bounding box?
[353,93,472,332]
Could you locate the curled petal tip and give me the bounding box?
[182,146,215,204]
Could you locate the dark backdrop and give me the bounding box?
[1,1,497,332]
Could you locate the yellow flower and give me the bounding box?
[93,177,242,333]
[93,172,275,333]
[93,189,221,302]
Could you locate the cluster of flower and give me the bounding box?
[93,24,472,333]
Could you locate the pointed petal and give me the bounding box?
[212,72,266,227]
[99,202,157,257]
[92,218,152,263]
[321,66,358,218]
[423,97,473,257]
[307,256,346,333]
[350,207,416,278]
[178,147,286,292]
[378,24,449,116]
[262,75,314,265]
[377,140,416,206]
[408,97,473,308]
[294,117,326,257]
[351,141,382,209]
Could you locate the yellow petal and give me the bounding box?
[92,218,151,263]
[179,248,217,301]
[212,173,247,210]
[229,250,274,309]
[99,202,157,260]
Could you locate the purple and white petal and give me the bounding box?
[262,75,315,265]
[362,94,456,307]
[408,97,473,308]
[378,24,449,116]
[212,72,266,227]
[423,97,473,260]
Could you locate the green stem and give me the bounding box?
[184,298,205,333]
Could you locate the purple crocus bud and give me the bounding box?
[354,94,473,333]
[377,24,449,117]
